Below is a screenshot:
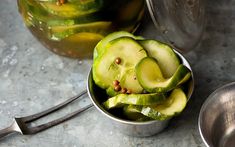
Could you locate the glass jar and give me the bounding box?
[146,0,205,52]
[17,0,145,58]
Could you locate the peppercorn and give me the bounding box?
[60,0,66,4]
[126,89,132,94]
[114,85,121,92]
[113,80,120,86]
[115,57,121,64]
[121,88,127,94]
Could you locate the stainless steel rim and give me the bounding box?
[198,82,235,147]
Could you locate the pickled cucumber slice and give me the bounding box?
[18,0,45,27]
[139,40,180,78]
[93,37,147,93]
[25,0,105,26]
[93,31,144,59]
[126,88,187,120]
[40,0,103,18]
[135,57,191,93]
[60,32,104,57]
[46,12,104,26]
[123,105,152,121]
[103,93,166,109]
[49,21,112,40]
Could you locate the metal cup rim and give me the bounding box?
[198,82,235,147]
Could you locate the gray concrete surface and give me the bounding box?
[0,0,234,146]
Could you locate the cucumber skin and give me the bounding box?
[125,88,187,120]
[136,57,191,93]
[49,21,112,40]
[123,105,153,121]
[93,31,144,60]
[139,40,180,78]
[103,93,166,109]
[126,105,170,121]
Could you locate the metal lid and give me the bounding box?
[146,0,205,52]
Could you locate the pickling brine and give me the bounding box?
[17,0,145,58]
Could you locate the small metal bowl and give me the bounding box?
[87,50,194,137]
[199,82,235,147]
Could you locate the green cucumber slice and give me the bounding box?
[103,93,166,109]
[49,21,112,40]
[46,12,104,26]
[25,0,105,26]
[39,0,103,18]
[93,31,144,59]
[135,57,191,93]
[139,40,180,78]
[123,105,152,121]
[18,0,47,27]
[126,88,187,120]
[93,37,147,93]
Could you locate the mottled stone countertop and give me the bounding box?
[0,0,234,147]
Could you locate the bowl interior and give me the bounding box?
[199,82,235,147]
[87,50,194,124]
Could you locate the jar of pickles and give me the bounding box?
[17,0,145,58]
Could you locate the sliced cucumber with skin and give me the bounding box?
[26,0,105,26]
[93,37,147,93]
[103,93,166,109]
[123,105,153,121]
[39,1,103,18]
[139,40,180,78]
[93,31,144,59]
[49,21,112,40]
[47,13,105,26]
[126,88,187,120]
[136,57,191,93]
[19,0,47,27]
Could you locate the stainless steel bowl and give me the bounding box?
[87,50,194,137]
[199,82,235,147]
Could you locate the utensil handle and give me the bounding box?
[0,121,20,139]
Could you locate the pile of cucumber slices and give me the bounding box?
[92,31,192,121]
